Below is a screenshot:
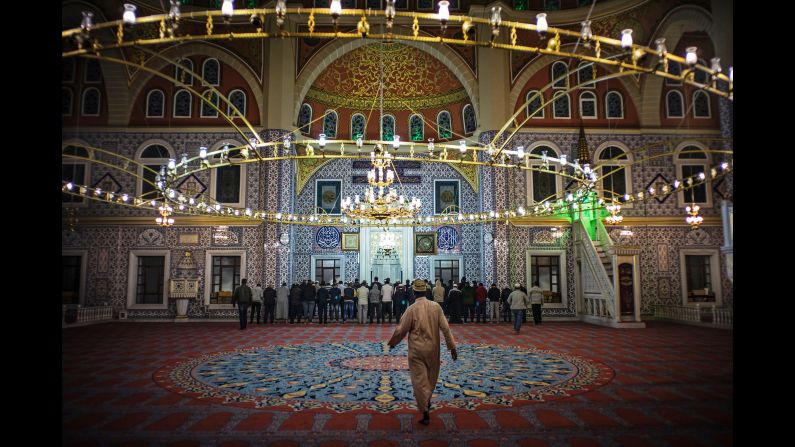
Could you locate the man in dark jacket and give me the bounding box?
[488,283,501,323]
[231,278,253,330]
[475,282,488,323]
[444,279,454,316]
[263,284,277,324]
[501,286,512,322]
[316,282,330,324]
[289,284,303,323]
[301,280,316,323]
[343,282,355,323]
[329,282,342,322]
[447,283,463,324]
[405,280,415,306]
[393,283,406,321]
[461,281,475,323]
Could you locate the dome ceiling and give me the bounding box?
[305,43,467,111]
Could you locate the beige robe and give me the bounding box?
[388,297,456,411]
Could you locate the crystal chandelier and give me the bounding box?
[685,203,703,229]
[604,203,624,225]
[341,144,422,222]
[156,204,175,226]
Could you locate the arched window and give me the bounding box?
[675,143,710,206]
[137,143,174,200]
[62,145,91,204]
[553,92,570,118]
[693,91,710,118]
[666,61,682,86]
[298,103,313,135]
[666,90,684,118]
[382,115,396,141]
[210,141,247,207]
[323,110,338,138]
[81,87,101,116]
[84,59,101,83]
[606,91,624,119]
[173,89,192,117]
[202,58,220,86]
[526,90,544,119]
[351,113,366,140]
[579,91,597,118]
[551,61,568,88]
[201,90,219,117]
[175,58,194,85]
[63,58,75,83]
[694,59,709,84]
[228,89,246,117]
[526,145,561,204]
[146,89,165,118]
[462,104,477,134]
[409,114,424,141]
[597,145,631,202]
[436,111,452,139]
[577,62,594,87]
[62,87,73,116]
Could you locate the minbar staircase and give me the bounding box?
[594,241,613,284]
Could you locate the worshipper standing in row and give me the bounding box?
[250,282,263,325]
[343,282,356,323]
[316,282,330,324]
[388,279,457,426]
[447,282,463,324]
[508,284,530,333]
[263,284,277,324]
[368,282,382,324]
[394,282,407,321]
[329,281,342,322]
[381,279,394,323]
[461,280,475,323]
[301,280,316,322]
[357,281,370,324]
[232,278,253,330]
[474,282,488,323]
[276,282,289,321]
[501,286,512,322]
[488,283,501,323]
[433,279,445,312]
[289,283,303,323]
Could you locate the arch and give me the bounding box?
[81,87,101,116]
[208,139,247,207]
[551,61,569,88]
[579,91,597,119]
[693,90,711,118]
[510,52,643,124]
[409,113,424,141]
[694,58,709,84]
[145,89,165,118]
[298,103,313,135]
[175,57,194,85]
[606,91,624,119]
[322,109,339,138]
[436,111,452,139]
[351,112,367,139]
[641,5,716,126]
[294,38,479,128]
[526,90,544,119]
[134,139,176,160]
[126,43,265,126]
[525,141,563,205]
[62,138,95,159]
[381,114,396,141]
[173,89,192,118]
[62,139,93,206]
[673,140,711,207]
[552,92,570,119]
[227,89,247,117]
[462,104,477,135]
[674,140,710,159]
[135,140,176,199]
[202,57,221,86]
[62,87,73,116]
[527,140,562,157]
[666,90,684,118]
[595,141,634,203]
[63,57,76,82]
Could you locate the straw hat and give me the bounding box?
[412,279,427,292]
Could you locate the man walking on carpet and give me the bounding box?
[387,279,458,425]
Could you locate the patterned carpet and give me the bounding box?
[62,321,732,447]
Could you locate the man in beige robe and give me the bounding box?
[388,279,457,425]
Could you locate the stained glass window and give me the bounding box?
[463,104,477,134]
[175,58,193,85]
[437,111,452,139]
[553,92,570,118]
[228,90,246,117]
[682,164,707,203]
[323,110,338,138]
[201,90,219,117]
[146,90,164,117]
[552,61,568,88]
[174,90,191,117]
[666,90,683,118]
[526,90,544,118]
[606,91,623,118]
[62,88,73,116]
[298,104,312,135]
[202,58,220,85]
[351,113,366,139]
[579,92,596,118]
[85,59,101,83]
[82,88,100,115]
[693,91,710,117]
[381,115,396,141]
[409,114,424,141]
[578,62,594,87]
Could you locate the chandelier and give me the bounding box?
[156,204,175,226]
[685,204,703,229]
[341,144,421,222]
[604,203,624,225]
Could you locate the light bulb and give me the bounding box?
[438,1,450,22]
[536,13,548,34]
[621,29,633,49]
[66,182,74,190]
[559,154,567,166]
[516,146,525,159]
[169,0,180,20]
[685,47,698,66]
[459,141,466,153]
[330,0,342,17]
[221,0,234,18]
[199,147,208,159]
[122,4,137,25]
[167,159,176,170]
[729,67,733,83]
[122,194,129,202]
[710,57,721,74]
[654,38,667,55]
[319,134,327,147]
[392,135,400,148]
[580,20,592,41]
[81,11,94,32]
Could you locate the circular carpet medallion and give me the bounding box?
[154,342,613,412]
